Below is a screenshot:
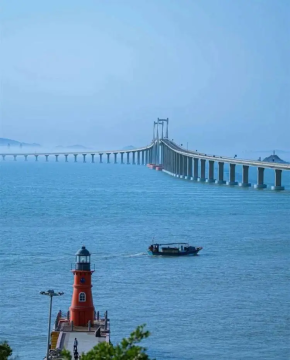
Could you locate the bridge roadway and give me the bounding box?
[161,139,290,171]
[159,139,289,190]
[1,127,289,190]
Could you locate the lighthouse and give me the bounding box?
[70,246,95,326]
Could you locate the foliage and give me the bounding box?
[0,341,13,360]
[61,324,154,360]
[61,348,72,360]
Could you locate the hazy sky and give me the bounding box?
[0,0,289,153]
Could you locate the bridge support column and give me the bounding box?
[91,154,95,163]
[2,155,5,161]
[127,152,130,164]
[24,155,28,161]
[215,162,226,184]
[121,153,124,164]
[35,155,38,162]
[198,159,206,181]
[65,155,68,162]
[137,151,140,165]
[45,155,49,162]
[141,151,144,165]
[107,153,110,163]
[178,154,183,178]
[55,155,59,162]
[99,153,103,163]
[183,156,188,179]
[193,158,198,180]
[239,165,251,187]
[74,154,77,162]
[173,151,176,175]
[83,154,86,163]
[271,169,284,190]
[188,157,193,180]
[254,167,267,189]
[206,160,215,183]
[132,151,136,165]
[114,153,117,164]
[227,164,238,185]
[13,155,17,161]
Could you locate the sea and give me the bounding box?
[0,159,289,360]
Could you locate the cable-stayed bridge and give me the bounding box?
[1,118,289,191]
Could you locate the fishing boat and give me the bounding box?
[148,242,202,256]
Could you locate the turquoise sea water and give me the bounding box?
[0,161,289,360]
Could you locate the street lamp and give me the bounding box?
[40,290,64,360]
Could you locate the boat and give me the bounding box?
[148,242,202,256]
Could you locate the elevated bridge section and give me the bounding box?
[1,118,289,191]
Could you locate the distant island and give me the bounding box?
[0,137,40,147]
[262,154,288,164]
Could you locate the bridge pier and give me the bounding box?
[183,156,188,179]
[65,154,68,162]
[107,153,110,163]
[206,160,215,183]
[45,155,49,162]
[127,152,130,164]
[141,151,145,165]
[24,155,28,161]
[2,155,5,161]
[99,153,103,163]
[215,162,226,184]
[239,165,251,187]
[55,155,59,162]
[137,151,140,165]
[271,169,284,190]
[188,157,193,180]
[193,158,198,180]
[254,167,267,189]
[177,154,182,178]
[74,154,78,162]
[198,159,206,182]
[13,155,17,161]
[173,151,176,175]
[227,163,238,185]
[121,153,124,164]
[35,155,38,162]
[82,154,86,163]
[132,151,136,165]
[114,153,118,164]
[91,154,95,163]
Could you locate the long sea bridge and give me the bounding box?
[1,119,289,190]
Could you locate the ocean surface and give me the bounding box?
[0,160,289,360]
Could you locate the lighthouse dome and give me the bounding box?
[75,246,91,270]
[75,246,91,256]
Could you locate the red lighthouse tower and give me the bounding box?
[70,246,95,326]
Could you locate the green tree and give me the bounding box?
[62,324,154,360]
[0,341,13,360]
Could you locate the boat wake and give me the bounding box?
[124,252,147,257]
[93,252,147,260]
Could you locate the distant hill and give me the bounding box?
[122,145,136,150]
[0,137,41,147]
[262,154,288,164]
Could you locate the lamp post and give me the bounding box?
[40,290,64,360]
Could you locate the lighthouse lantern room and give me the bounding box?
[75,246,91,271]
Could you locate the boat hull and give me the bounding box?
[148,249,201,256]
